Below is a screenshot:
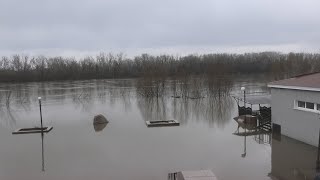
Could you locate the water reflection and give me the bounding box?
[0,106,17,129]
[234,127,272,158]
[0,77,283,180]
[0,80,135,112]
[72,91,95,112]
[0,77,236,129]
[270,135,319,180]
[137,96,168,122]
[242,130,247,158]
[41,132,45,172]
[233,116,272,158]
[136,77,234,127]
[93,123,107,132]
[205,95,233,128]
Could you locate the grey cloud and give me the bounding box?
[0,0,319,55]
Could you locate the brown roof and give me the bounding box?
[268,72,320,90]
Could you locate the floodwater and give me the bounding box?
[0,77,318,180]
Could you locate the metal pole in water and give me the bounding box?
[241,86,246,109]
[317,129,320,172]
[38,96,45,172]
[38,97,43,130]
[241,87,247,158]
[244,90,246,108]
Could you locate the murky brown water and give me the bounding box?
[0,77,318,180]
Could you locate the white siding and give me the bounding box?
[271,88,320,146]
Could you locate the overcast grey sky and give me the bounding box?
[0,0,319,57]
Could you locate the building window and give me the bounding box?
[306,102,315,109]
[295,100,320,112]
[298,101,306,108]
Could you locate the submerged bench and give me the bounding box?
[12,127,53,135]
[146,120,180,127]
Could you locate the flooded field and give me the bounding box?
[0,77,318,180]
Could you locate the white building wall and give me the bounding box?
[271,88,320,146]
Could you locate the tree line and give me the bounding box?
[0,52,320,82]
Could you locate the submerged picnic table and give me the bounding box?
[169,170,218,180]
[146,120,180,127]
[12,127,53,134]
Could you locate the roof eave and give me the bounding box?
[267,84,320,92]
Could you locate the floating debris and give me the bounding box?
[93,114,108,132]
[93,114,109,124]
[146,120,179,127]
[94,122,107,132]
